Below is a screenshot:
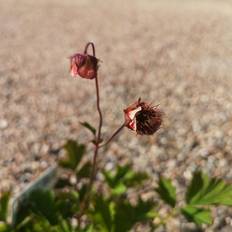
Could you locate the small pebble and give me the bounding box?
[0,119,8,129]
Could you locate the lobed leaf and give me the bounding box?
[15,190,59,227]
[59,140,86,170]
[0,223,11,232]
[123,170,149,188]
[80,122,96,136]
[90,196,112,232]
[156,177,176,207]
[0,192,10,222]
[113,198,156,232]
[28,190,58,225]
[17,215,76,232]
[55,178,73,189]
[103,164,148,195]
[111,183,127,195]
[186,171,232,206]
[181,206,212,225]
[77,161,92,179]
[55,191,79,219]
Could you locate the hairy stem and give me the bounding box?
[84,42,95,56]
[94,75,103,143]
[99,123,125,148]
[88,74,102,191]
[76,42,103,221]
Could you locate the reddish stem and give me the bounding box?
[95,74,103,143]
[76,42,103,221]
[88,73,102,189]
[99,123,125,148]
[84,42,95,56]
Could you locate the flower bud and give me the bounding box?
[124,99,162,135]
[70,53,99,79]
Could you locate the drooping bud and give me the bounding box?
[70,53,99,79]
[124,99,162,135]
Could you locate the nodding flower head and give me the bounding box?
[124,98,163,135]
[70,53,99,79]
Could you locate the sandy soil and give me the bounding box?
[0,0,232,230]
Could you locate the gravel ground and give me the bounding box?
[1,0,232,230]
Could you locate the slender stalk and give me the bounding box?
[84,42,95,56]
[76,42,125,222]
[76,42,103,221]
[94,74,103,143]
[99,123,125,148]
[88,74,102,190]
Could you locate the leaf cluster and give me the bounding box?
[156,172,232,226]
[1,139,232,231]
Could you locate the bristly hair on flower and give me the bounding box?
[124,98,163,135]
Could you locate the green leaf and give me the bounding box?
[55,191,79,219]
[58,219,74,232]
[80,122,96,136]
[55,177,72,189]
[123,170,148,188]
[25,216,52,232]
[77,162,92,179]
[90,195,112,232]
[113,198,156,232]
[59,140,86,170]
[0,192,10,222]
[79,184,88,202]
[186,171,232,206]
[16,215,77,232]
[14,216,32,231]
[0,223,11,232]
[186,172,203,204]
[181,206,212,225]
[156,177,176,207]
[106,165,131,188]
[14,190,59,227]
[79,225,94,232]
[102,165,131,189]
[102,170,115,188]
[28,189,58,225]
[111,183,127,195]
[103,164,148,190]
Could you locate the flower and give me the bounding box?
[70,53,99,79]
[124,99,162,135]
